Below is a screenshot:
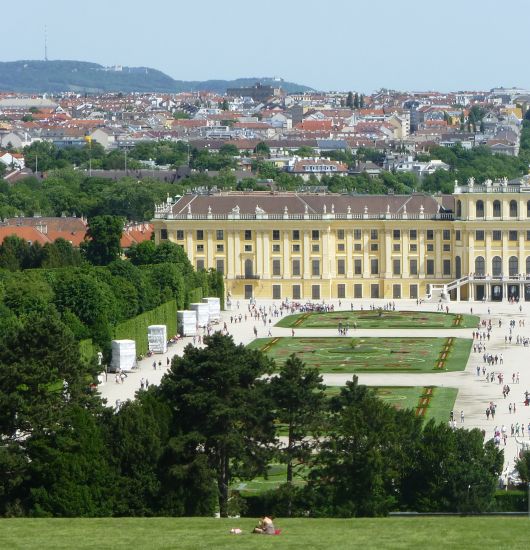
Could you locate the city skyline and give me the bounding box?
[3,0,528,93]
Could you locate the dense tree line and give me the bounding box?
[0,237,222,355]
[0,333,504,517]
[2,130,529,221]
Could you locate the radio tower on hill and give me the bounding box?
[44,25,48,61]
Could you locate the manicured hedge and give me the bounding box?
[492,490,528,512]
[187,287,203,305]
[79,338,96,363]
[113,299,177,356]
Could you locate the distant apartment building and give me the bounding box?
[226,83,283,103]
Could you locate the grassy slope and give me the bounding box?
[276,310,479,329]
[1,517,528,549]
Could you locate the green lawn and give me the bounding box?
[276,310,478,329]
[234,463,308,496]
[249,337,471,373]
[1,517,529,549]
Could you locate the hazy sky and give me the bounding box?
[3,0,528,92]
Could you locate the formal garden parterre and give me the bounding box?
[249,336,472,373]
[276,310,479,329]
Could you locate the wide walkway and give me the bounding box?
[99,298,530,475]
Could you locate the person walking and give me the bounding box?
[460,410,464,424]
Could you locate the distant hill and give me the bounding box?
[0,60,314,94]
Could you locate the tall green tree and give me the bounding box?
[159,333,276,517]
[81,215,123,266]
[346,91,354,109]
[307,378,422,517]
[270,354,326,515]
[0,309,99,515]
[270,355,325,483]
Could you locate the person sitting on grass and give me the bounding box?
[252,516,276,535]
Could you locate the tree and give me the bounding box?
[307,378,422,517]
[0,235,31,271]
[0,309,98,450]
[270,354,325,515]
[401,422,503,513]
[105,393,170,516]
[219,143,239,157]
[354,92,360,109]
[294,146,316,158]
[81,215,124,266]
[346,92,354,109]
[25,406,114,517]
[359,94,365,108]
[515,450,530,485]
[159,333,277,517]
[254,141,271,157]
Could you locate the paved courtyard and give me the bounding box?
[99,298,530,476]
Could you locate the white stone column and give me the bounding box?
[435,230,442,278]
[283,230,290,278]
[227,230,235,279]
[346,229,353,278]
[303,230,310,279]
[262,231,270,279]
[256,230,263,276]
[234,230,241,277]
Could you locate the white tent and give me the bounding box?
[190,302,209,327]
[202,296,221,322]
[110,339,136,372]
[148,324,167,354]
[178,310,197,336]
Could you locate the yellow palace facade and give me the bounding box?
[152,178,530,302]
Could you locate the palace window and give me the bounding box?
[292,259,301,276]
[493,200,501,218]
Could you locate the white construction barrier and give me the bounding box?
[148,324,168,354]
[190,302,209,327]
[178,310,196,336]
[202,296,221,322]
[110,339,136,372]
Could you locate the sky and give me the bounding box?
[3,0,528,93]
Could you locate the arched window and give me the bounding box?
[509,256,518,276]
[510,200,518,218]
[526,256,530,275]
[456,200,462,218]
[476,200,484,218]
[493,200,501,218]
[492,256,502,277]
[244,259,254,278]
[475,256,485,276]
